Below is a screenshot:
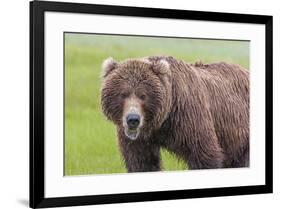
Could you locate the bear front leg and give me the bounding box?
[118,137,161,172]
[231,146,249,168]
[187,138,224,169]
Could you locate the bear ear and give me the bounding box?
[102,57,118,77]
[152,60,171,77]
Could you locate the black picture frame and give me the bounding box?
[30,0,273,208]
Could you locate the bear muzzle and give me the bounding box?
[124,113,141,140]
[126,113,140,129]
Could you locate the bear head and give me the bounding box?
[101,57,172,141]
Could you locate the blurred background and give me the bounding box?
[64,33,249,176]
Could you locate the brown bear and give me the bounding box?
[101,56,249,172]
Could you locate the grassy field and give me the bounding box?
[64,33,249,176]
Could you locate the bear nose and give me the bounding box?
[126,114,140,129]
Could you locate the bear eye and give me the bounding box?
[120,92,128,99]
[140,94,146,101]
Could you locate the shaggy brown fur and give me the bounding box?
[101,56,249,172]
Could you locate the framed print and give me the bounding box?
[30,0,273,208]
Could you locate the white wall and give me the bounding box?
[0,0,280,208]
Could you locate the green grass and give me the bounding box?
[64,33,249,176]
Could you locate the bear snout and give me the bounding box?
[126,114,140,129]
